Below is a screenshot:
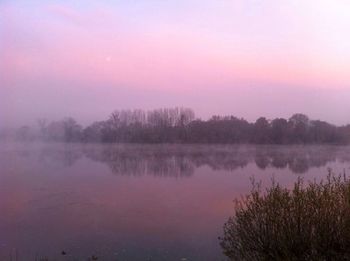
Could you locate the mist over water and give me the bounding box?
[1,143,350,260]
[2,0,350,260]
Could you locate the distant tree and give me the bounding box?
[337,124,350,144]
[252,117,270,144]
[46,118,82,142]
[178,107,195,127]
[37,118,48,140]
[289,113,309,126]
[309,120,337,143]
[14,108,350,145]
[62,117,82,142]
[288,114,310,143]
[47,121,65,141]
[99,120,116,142]
[83,121,106,142]
[270,118,289,144]
[16,126,32,141]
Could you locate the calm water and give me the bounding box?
[1,143,350,260]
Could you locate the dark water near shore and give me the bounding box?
[1,143,350,260]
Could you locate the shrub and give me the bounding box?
[220,171,350,260]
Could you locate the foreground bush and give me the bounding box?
[220,172,350,260]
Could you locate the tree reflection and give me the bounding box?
[83,145,345,176]
[22,144,350,176]
[254,146,339,174]
[38,145,83,167]
[83,145,253,177]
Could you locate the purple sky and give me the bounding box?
[1,0,350,127]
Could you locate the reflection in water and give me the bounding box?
[84,147,196,177]
[20,144,350,176]
[39,145,83,168]
[254,147,339,174]
[1,143,350,260]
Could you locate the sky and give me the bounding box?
[1,0,350,127]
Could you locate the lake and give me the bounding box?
[0,143,350,260]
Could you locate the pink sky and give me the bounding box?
[1,0,350,126]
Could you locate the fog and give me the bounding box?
[1,0,350,128]
[1,82,350,128]
[2,1,350,259]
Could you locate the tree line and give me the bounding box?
[6,107,350,144]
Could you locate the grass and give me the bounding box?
[219,170,350,261]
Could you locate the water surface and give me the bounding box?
[1,143,350,260]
